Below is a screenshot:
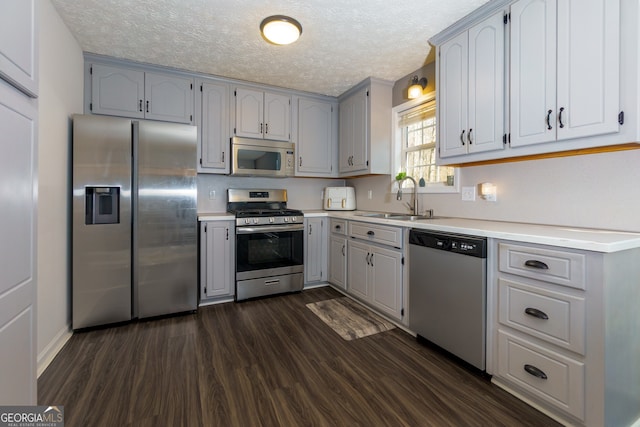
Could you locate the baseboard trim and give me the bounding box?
[37,326,72,378]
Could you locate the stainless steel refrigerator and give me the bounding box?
[72,114,197,330]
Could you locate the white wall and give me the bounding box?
[198,175,344,212]
[37,0,84,375]
[348,148,640,233]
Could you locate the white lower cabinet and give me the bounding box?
[200,220,234,300]
[328,219,347,290]
[491,240,640,427]
[304,217,327,285]
[346,221,404,321]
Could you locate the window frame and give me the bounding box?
[391,92,460,194]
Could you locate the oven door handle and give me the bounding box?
[236,224,304,234]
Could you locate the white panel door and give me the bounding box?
[370,246,403,320]
[235,87,263,138]
[349,88,368,172]
[91,63,145,118]
[555,0,619,141]
[201,221,234,298]
[304,218,325,283]
[347,241,370,301]
[145,72,193,124]
[467,12,505,154]
[0,0,38,97]
[200,81,230,171]
[328,236,347,290]
[264,92,290,141]
[510,0,557,147]
[0,81,37,404]
[438,31,468,158]
[297,98,333,175]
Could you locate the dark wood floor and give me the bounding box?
[39,287,559,426]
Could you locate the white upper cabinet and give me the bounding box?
[439,11,505,158]
[90,63,194,124]
[0,0,38,97]
[296,97,335,176]
[235,87,291,141]
[144,72,194,124]
[198,80,230,173]
[510,0,620,147]
[338,78,392,176]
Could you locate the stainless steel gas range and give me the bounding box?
[227,189,304,301]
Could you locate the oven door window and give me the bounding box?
[236,229,303,272]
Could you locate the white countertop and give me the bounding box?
[198,212,235,221]
[304,210,640,253]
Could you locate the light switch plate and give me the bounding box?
[461,186,476,201]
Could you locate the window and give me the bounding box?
[392,94,458,193]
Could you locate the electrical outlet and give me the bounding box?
[209,190,216,200]
[461,186,476,201]
[367,190,373,200]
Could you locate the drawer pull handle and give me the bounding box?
[367,230,375,236]
[525,307,549,320]
[524,260,549,270]
[335,225,341,230]
[524,364,548,380]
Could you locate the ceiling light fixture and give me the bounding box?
[260,15,302,45]
[407,75,428,99]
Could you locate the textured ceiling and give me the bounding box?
[51,0,489,97]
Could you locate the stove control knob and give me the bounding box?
[253,218,259,224]
[269,217,275,223]
[291,216,297,222]
[244,218,250,225]
[284,217,289,223]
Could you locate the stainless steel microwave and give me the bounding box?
[230,137,295,177]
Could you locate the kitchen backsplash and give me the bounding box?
[197,175,345,212]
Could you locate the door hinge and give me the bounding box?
[619,111,625,125]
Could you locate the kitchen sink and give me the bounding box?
[356,212,447,221]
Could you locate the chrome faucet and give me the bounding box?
[396,176,418,214]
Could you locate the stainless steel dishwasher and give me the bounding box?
[409,229,487,371]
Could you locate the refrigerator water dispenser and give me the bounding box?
[85,186,120,224]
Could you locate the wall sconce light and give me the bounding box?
[260,15,303,45]
[407,75,428,99]
[479,182,497,202]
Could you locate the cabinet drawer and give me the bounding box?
[330,218,347,236]
[349,221,402,248]
[497,330,584,421]
[498,243,585,290]
[498,278,585,355]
